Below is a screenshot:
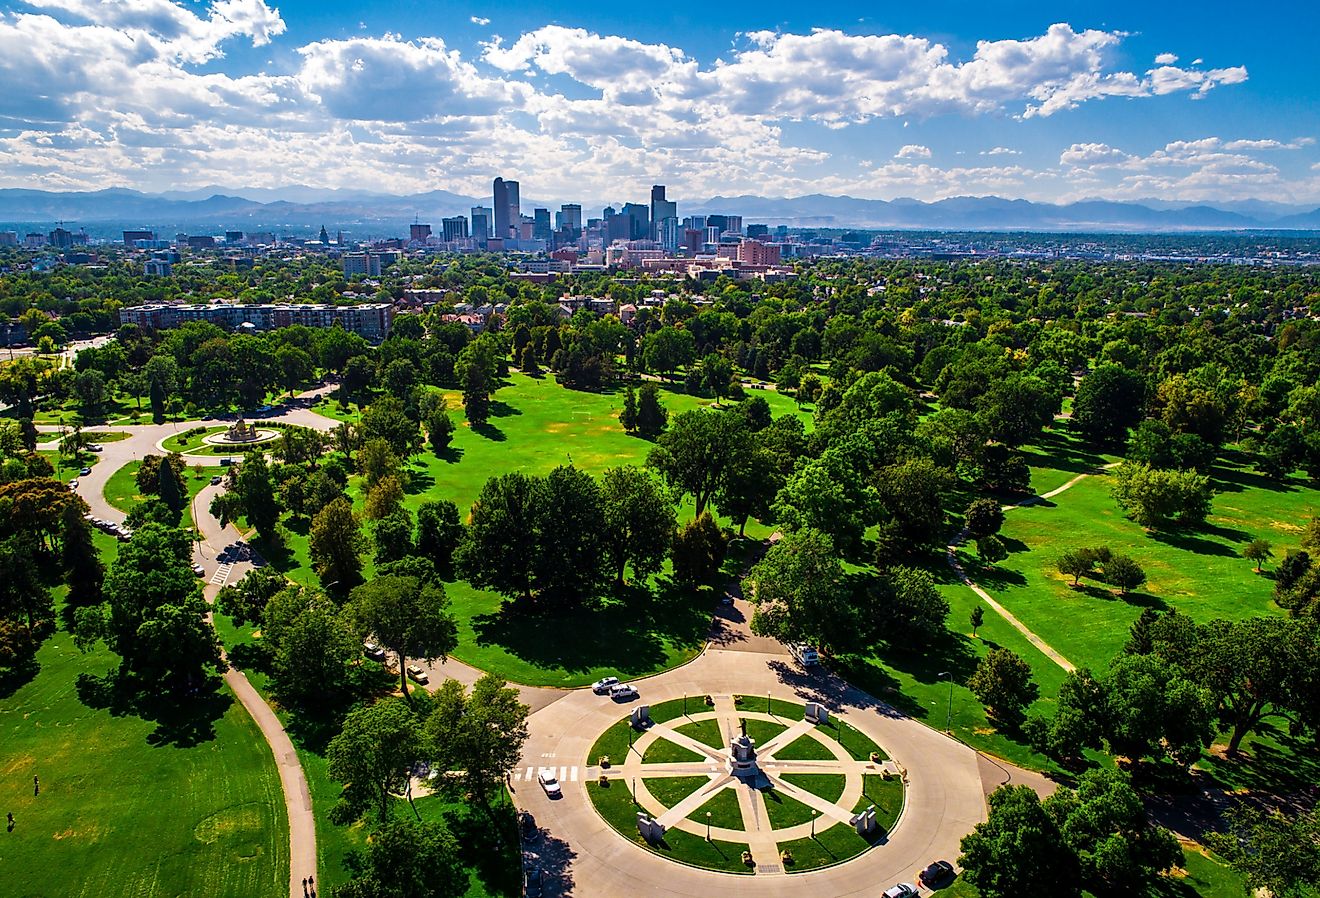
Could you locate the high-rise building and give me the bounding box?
[123,229,155,246]
[606,213,631,243]
[470,206,492,244]
[682,215,706,231]
[559,204,582,233]
[441,216,469,242]
[493,177,520,239]
[410,223,432,243]
[533,208,551,241]
[622,203,650,241]
[650,186,676,240]
[658,217,681,253]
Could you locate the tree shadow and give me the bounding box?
[1148,530,1237,558]
[405,467,436,495]
[250,530,295,572]
[74,670,231,748]
[0,657,39,700]
[1210,463,1296,495]
[970,565,1028,589]
[471,422,506,442]
[432,446,464,465]
[489,401,522,418]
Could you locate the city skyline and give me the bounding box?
[0,1,1317,204]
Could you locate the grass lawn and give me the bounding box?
[772,733,837,761]
[587,719,641,768]
[587,779,751,874]
[161,425,228,453]
[734,695,811,720]
[854,774,904,832]
[102,459,224,529]
[673,718,725,749]
[645,776,714,809]
[647,696,704,725]
[779,773,846,804]
[689,787,743,830]
[0,598,288,898]
[643,735,705,763]
[761,786,817,829]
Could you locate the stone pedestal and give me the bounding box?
[728,734,758,775]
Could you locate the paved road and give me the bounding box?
[513,648,1016,898]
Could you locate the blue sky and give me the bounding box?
[1,0,1317,205]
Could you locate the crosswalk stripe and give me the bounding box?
[570,767,578,782]
[525,766,534,781]
[559,766,568,780]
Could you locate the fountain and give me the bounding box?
[203,416,278,446]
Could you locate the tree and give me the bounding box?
[136,453,185,499]
[350,574,457,703]
[1044,768,1182,892]
[274,426,326,466]
[275,343,313,397]
[94,523,225,690]
[533,465,609,605]
[421,396,455,454]
[357,438,400,489]
[269,590,360,711]
[671,512,727,588]
[326,699,425,823]
[60,501,103,607]
[361,396,421,459]
[233,452,280,538]
[977,535,1008,567]
[618,385,638,433]
[1103,652,1214,768]
[1072,364,1147,447]
[216,567,287,628]
[964,497,1005,540]
[74,368,107,415]
[959,785,1081,898]
[1111,462,1213,529]
[970,605,985,637]
[647,409,747,516]
[1243,537,1273,572]
[773,447,879,557]
[458,473,541,603]
[1206,805,1320,898]
[416,500,464,580]
[968,648,1039,729]
[641,326,696,380]
[868,566,950,645]
[0,535,51,650]
[874,457,952,560]
[1102,555,1146,596]
[426,673,530,811]
[337,818,467,898]
[634,382,668,439]
[714,443,780,537]
[1057,550,1095,586]
[747,528,849,650]
[459,351,492,427]
[364,474,405,521]
[599,466,675,587]
[372,508,416,565]
[309,497,365,593]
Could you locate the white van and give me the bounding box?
[790,644,820,666]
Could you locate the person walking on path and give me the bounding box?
[33,775,39,796]
[7,812,13,831]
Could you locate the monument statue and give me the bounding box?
[225,417,258,443]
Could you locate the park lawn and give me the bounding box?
[0,600,288,898]
[772,733,836,761]
[761,786,817,829]
[673,718,725,749]
[646,696,704,725]
[975,466,1309,675]
[161,425,228,453]
[943,846,1245,898]
[645,776,714,809]
[689,786,743,830]
[103,459,226,528]
[779,773,846,804]
[1018,425,1121,498]
[587,719,640,768]
[778,821,874,873]
[734,695,810,720]
[643,736,705,764]
[854,774,904,832]
[586,780,751,874]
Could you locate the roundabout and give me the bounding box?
[586,695,905,874]
[512,648,995,898]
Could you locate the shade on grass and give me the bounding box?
[689,786,743,830]
[102,458,222,530]
[772,733,836,761]
[587,780,751,874]
[760,786,817,830]
[854,774,904,832]
[0,598,288,898]
[739,717,787,748]
[779,773,845,804]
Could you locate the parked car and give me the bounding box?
[406,664,429,685]
[219,457,234,467]
[591,676,620,694]
[882,884,919,898]
[363,641,386,662]
[192,563,206,577]
[920,860,954,887]
[79,466,91,476]
[210,475,222,485]
[790,644,821,666]
[537,770,562,798]
[609,683,639,701]
[87,444,102,452]
[523,862,543,898]
[68,479,78,490]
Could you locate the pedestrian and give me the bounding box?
[33,775,39,796]
[6,812,13,832]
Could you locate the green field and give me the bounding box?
[103,459,224,529]
[161,425,229,453]
[0,597,288,898]
[673,718,725,749]
[587,779,751,874]
[690,786,743,829]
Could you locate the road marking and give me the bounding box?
[569,767,578,782]
[559,766,568,780]
[524,766,534,781]
[210,563,234,586]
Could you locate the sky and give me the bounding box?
[1,0,1318,206]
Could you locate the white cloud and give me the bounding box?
[470,16,490,26]
[982,146,1021,155]
[896,144,931,159]
[1154,52,1178,65]
[1223,137,1314,150]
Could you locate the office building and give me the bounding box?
[650,186,676,239]
[470,206,491,244]
[682,215,706,231]
[622,203,650,241]
[747,224,769,238]
[493,177,520,239]
[410,223,433,243]
[441,216,469,242]
[658,217,681,253]
[144,259,173,277]
[120,302,393,340]
[558,204,582,232]
[123,229,155,245]
[533,208,552,241]
[343,252,382,278]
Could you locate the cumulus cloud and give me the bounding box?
[982,146,1021,155]
[1154,52,1178,65]
[470,16,490,25]
[895,144,931,158]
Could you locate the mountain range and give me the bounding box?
[3,187,1320,235]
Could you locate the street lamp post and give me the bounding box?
[811,809,817,838]
[706,811,711,841]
